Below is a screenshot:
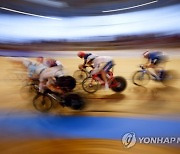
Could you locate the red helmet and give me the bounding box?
[143,51,149,57]
[77,51,85,58]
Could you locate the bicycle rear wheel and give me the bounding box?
[64,93,85,110]
[82,77,99,93]
[161,70,178,86]
[132,71,150,86]
[110,76,127,92]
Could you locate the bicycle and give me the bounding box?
[82,70,127,93]
[21,76,85,112]
[73,65,93,84]
[132,65,176,86]
[33,90,85,112]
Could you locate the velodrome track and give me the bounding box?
[0,49,180,153]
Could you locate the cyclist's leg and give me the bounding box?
[101,71,108,89]
[90,66,104,84]
[151,58,162,80]
[39,79,47,93]
[38,68,55,93]
[101,61,114,89]
[155,59,165,79]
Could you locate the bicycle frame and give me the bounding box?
[91,71,114,86]
[82,65,94,76]
[139,65,159,80]
[82,66,127,93]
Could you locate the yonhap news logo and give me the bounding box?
[122,132,180,148]
[122,132,136,148]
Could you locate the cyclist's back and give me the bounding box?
[148,51,162,60]
[93,56,113,67]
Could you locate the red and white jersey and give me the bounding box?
[93,56,113,68]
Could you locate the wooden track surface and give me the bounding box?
[0,56,179,116]
[0,139,179,154]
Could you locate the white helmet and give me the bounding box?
[86,54,98,63]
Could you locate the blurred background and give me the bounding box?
[0,0,180,154]
[0,0,180,50]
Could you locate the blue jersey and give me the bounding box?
[148,52,162,61]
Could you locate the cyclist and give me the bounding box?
[143,51,167,80]
[20,57,65,93]
[77,51,97,69]
[38,63,64,93]
[86,55,114,89]
[9,56,67,93]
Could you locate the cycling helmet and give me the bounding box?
[77,51,85,58]
[143,51,149,57]
[36,56,44,63]
[86,54,97,63]
[46,58,57,67]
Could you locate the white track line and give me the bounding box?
[0,7,62,21]
[102,0,158,13]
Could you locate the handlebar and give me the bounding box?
[83,65,94,69]
[139,64,146,69]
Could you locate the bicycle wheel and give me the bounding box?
[110,76,127,92]
[56,76,76,92]
[161,70,178,86]
[64,93,85,110]
[33,94,53,112]
[73,70,87,83]
[82,77,99,93]
[132,71,150,86]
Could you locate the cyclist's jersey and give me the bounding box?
[23,59,47,77]
[93,56,113,68]
[34,63,47,75]
[84,53,92,65]
[90,56,113,75]
[148,52,162,61]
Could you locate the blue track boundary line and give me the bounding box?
[0,114,179,140]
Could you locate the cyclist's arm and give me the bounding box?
[82,59,87,67]
[47,84,64,94]
[144,59,151,68]
[46,78,64,94]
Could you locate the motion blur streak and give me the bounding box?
[0,4,180,42]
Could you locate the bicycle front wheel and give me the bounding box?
[132,71,150,86]
[73,70,88,84]
[82,77,99,93]
[33,94,53,112]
